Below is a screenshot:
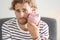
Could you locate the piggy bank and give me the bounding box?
[28,13,40,25]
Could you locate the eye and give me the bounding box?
[15,9,20,13]
[23,9,27,13]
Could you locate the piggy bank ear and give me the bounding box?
[31,7,36,12]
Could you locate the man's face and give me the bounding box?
[15,3,32,25]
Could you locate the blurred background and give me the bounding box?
[0,0,60,40]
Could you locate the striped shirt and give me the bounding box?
[2,18,49,40]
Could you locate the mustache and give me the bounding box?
[19,17,27,19]
[18,18,27,25]
[19,17,28,22]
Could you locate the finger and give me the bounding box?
[28,19,36,27]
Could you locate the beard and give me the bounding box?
[18,18,27,25]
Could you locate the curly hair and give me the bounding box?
[10,0,37,10]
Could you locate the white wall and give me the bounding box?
[0,0,60,40]
[0,0,15,18]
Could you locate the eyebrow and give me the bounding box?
[16,8,27,10]
[22,8,27,11]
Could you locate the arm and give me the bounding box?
[41,21,49,40]
[2,23,11,40]
[27,21,40,40]
[27,21,49,40]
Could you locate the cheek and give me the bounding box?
[24,13,29,18]
[15,13,20,19]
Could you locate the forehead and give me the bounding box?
[15,3,30,9]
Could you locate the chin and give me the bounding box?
[18,19,27,25]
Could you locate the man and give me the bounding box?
[2,0,49,40]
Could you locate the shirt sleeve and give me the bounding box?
[2,23,11,40]
[40,21,49,40]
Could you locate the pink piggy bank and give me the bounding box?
[28,13,40,25]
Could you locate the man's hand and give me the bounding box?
[27,18,40,39]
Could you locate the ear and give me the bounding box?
[31,7,36,11]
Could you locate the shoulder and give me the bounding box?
[40,20,49,28]
[2,18,17,26]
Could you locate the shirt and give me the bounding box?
[2,18,49,40]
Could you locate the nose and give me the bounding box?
[20,12,24,18]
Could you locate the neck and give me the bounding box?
[18,23,28,31]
